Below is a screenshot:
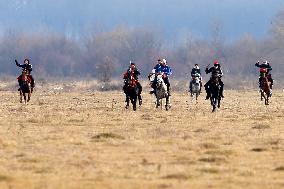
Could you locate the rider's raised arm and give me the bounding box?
[255,61,260,67]
[205,67,211,74]
[15,59,20,66]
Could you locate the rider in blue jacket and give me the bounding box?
[154,58,172,95]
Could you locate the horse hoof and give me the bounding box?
[125,105,129,109]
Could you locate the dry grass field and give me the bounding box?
[0,87,283,189]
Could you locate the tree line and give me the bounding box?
[0,9,283,87]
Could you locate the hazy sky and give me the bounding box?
[1,0,284,40]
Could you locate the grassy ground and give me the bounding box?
[0,89,283,189]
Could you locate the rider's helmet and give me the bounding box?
[24,59,29,64]
[162,59,167,65]
[213,60,219,67]
[194,64,199,69]
[129,61,136,69]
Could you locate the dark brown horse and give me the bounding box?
[18,71,32,103]
[209,75,221,112]
[260,76,270,105]
[124,76,139,111]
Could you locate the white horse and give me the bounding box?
[189,73,201,101]
[154,73,171,111]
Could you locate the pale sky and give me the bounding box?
[0,0,284,40]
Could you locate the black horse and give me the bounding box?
[208,76,221,112]
[123,76,139,111]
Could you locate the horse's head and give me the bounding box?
[211,74,220,85]
[126,75,137,88]
[148,73,155,82]
[192,73,201,83]
[21,70,28,81]
[156,74,164,88]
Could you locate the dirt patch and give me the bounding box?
[91,133,125,140]
[252,124,270,129]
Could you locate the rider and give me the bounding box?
[189,64,202,93]
[15,59,35,92]
[123,62,142,105]
[204,60,224,99]
[255,60,273,93]
[153,58,172,96]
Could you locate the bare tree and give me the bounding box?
[95,56,115,83]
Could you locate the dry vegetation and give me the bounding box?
[0,84,283,189]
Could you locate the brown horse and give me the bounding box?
[18,71,32,103]
[260,76,270,105]
[124,76,139,111]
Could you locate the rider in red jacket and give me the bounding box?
[123,62,142,105]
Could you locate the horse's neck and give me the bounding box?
[22,75,28,81]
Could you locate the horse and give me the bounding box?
[190,73,201,101]
[124,76,139,111]
[208,75,221,112]
[154,73,170,111]
[18,71,32,103]
[260,76,270,105]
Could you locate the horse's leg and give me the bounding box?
[27,92,31,102]
[20,91,23,103]
[125,95,130,109]
[211,97,216,112]
[265,93,269,105]
[156,98,160,108]
[133,97,137,111]
[23,93,27,104]
[218,97,221,108]
[165,96,169,111]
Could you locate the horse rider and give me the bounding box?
[152,58,172,96]
[204,60,224,99]
[123,62,143,105]
[189,64,202,93]
[255,60,273,94]
[15,59,35,92]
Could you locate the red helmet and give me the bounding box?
[213,60,219,66]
